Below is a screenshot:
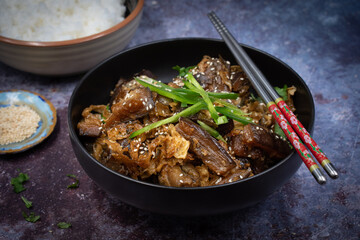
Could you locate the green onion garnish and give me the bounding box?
[130,101,206,138]
[215,107,253,125]
[130,72,252,138]
[197,120,226,143]
[185,73,227,125]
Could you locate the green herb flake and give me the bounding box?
[250,93,263,102]
[21,196,33,209]
[11,172,29,193]
[274,85,288,101]
[274,122,292,149]
[22,211,40,223]
[57,222,72,229]
[67,174,79,189]
[172,65,196,77]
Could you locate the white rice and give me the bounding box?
[0,0,126,42]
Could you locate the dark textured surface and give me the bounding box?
[0,1,359,239]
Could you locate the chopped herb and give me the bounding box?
[21,196,33,209]
[250,93,263,102]
[22,211,40,223]
[11,172,29,193]
[274,122,293,149]
[67,174,79,189]
[274,122,286,138]
[100,114,106,124]
[57,222,72,229]
[172,65,196,77]
[274,85,288,101]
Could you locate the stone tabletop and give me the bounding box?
[1,1,359,239]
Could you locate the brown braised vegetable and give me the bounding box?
[175,117,236,176]
[77,55,296,187]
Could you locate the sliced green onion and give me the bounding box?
[135,77,197,104]
[197,120,226,143]
[185,73,227,125]
[208,92,239,99]
[129,101,206,138]
[213,98,249,116]
[132,74,252,137]
[215,107,253,125]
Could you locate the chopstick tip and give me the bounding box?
[324,162,339,179]
[312,168,326,185]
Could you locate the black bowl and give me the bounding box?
[68,38,315,216]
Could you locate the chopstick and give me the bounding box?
[208,11,339,184]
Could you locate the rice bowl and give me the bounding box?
[0,0,127,42]
[0,0,144,76]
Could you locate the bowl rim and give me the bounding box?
[68,37,315,191]
[0,0,144,47]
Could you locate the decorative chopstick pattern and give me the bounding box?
[208,11,338,184]
[267,101,318,172]
[275,99,338,178]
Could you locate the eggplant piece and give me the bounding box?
[214,167,252,185]
[158,164,201,187]
[175,118,235,176]
[77,105,110,137]
[230,124,292,160]
[216,119,234,136]
[242,124,291,159]
[194,55,232,92]
[230,65,251,98]
[105,87,154,128]
[109,78,127,106]
[77,117,101,137]
[110,70,157,106]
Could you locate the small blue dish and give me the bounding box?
[0,90,57,154]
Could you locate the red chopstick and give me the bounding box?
[208,11,338,184]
